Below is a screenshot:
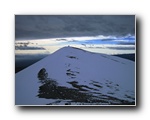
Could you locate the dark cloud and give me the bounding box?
[117,42,135,45]
[107,46,135,50]
[15,46,45,50]
[15,15,135,40]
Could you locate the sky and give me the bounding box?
[15,15,135,55]
[15,15,135,40]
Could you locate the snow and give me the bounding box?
[15,46,135,105]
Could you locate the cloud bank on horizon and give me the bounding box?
[15,15,135,40]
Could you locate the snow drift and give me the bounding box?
[15,46,135,105]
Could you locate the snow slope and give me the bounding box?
[15,46,135,105]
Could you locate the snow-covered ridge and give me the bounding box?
[15,46,135,105]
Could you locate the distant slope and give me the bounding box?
[15,54,49,73]
[15,46,135,105]
[113,54,135,61]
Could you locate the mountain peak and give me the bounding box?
[16,47,135,105]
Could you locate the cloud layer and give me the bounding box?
[15,15,135,40]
